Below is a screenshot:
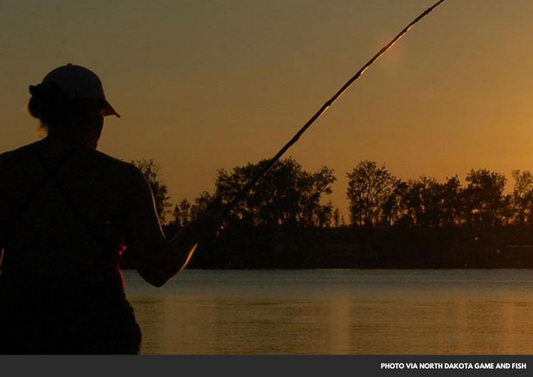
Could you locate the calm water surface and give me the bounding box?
[123,269,533,355]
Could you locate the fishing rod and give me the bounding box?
[219,0,448,219]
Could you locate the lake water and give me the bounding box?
[123,269,533,355]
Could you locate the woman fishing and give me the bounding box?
[0,64,221,354]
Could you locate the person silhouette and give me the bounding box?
[0,64,221,354]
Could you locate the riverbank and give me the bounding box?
[120,225,533,270]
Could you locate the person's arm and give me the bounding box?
[123,166,220,287]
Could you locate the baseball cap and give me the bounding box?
[35,63,120,118]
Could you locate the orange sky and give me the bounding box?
[3,0,533,220]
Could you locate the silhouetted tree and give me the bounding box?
[439,176,464,226]
[190,191,222,219]
[382,179,408,226]
[211,158,336,228]
[131,158,172,223]
[346,161,397,227]
[462,169,510,228]
[333,208,341,228]
[510,169,533,226]
[169,205,181,227]
[169,199,194,228]
[402,176,440,227]
[400,175,463,227]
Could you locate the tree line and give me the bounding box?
[136,157,533,231]
[346,160,532,230]
[130,158,533,268]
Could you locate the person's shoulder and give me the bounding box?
[86,149,130,170]
[0,143,35,159]
[88,148,128,167]
[0,143,37,168]
[89,149,145,182]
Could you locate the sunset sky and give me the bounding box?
[3,0,533,220]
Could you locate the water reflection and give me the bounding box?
[125,270,533,355]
